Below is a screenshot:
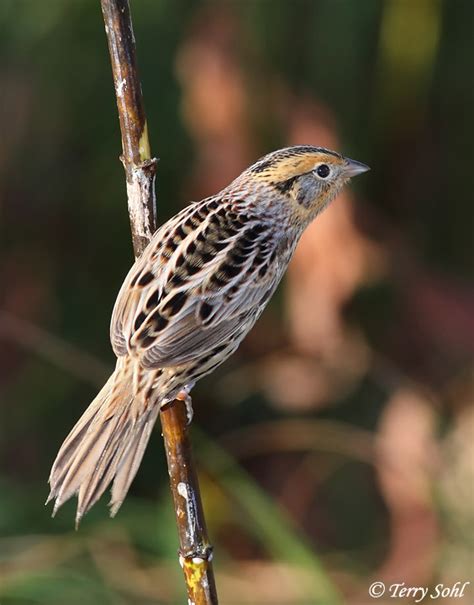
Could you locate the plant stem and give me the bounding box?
[101,0,157,256]
[100,2,218,602]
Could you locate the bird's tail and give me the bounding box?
[47,357,160,526]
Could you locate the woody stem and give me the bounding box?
[100,1,218,603]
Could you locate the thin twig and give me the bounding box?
[100,1,218,603]
[101,0,157,255]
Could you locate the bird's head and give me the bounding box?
[240,145,369,224]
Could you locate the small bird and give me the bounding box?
[48,145,369,524]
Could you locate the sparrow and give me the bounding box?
[48,145,369,525]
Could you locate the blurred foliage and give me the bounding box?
[0,1,473,604]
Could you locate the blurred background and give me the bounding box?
[1,1,473,604]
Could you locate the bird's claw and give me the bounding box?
[176,389,194,425]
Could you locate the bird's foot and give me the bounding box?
[175,389,194,425]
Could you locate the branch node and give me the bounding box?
[180,545,214,562]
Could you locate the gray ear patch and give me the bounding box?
[295,174,321,208]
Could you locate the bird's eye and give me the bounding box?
[316,164,331,179]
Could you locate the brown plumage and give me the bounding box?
[47,145,369,524]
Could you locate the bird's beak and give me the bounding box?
[344,158,370,178]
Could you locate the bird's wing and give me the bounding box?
[110,197,281,368]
